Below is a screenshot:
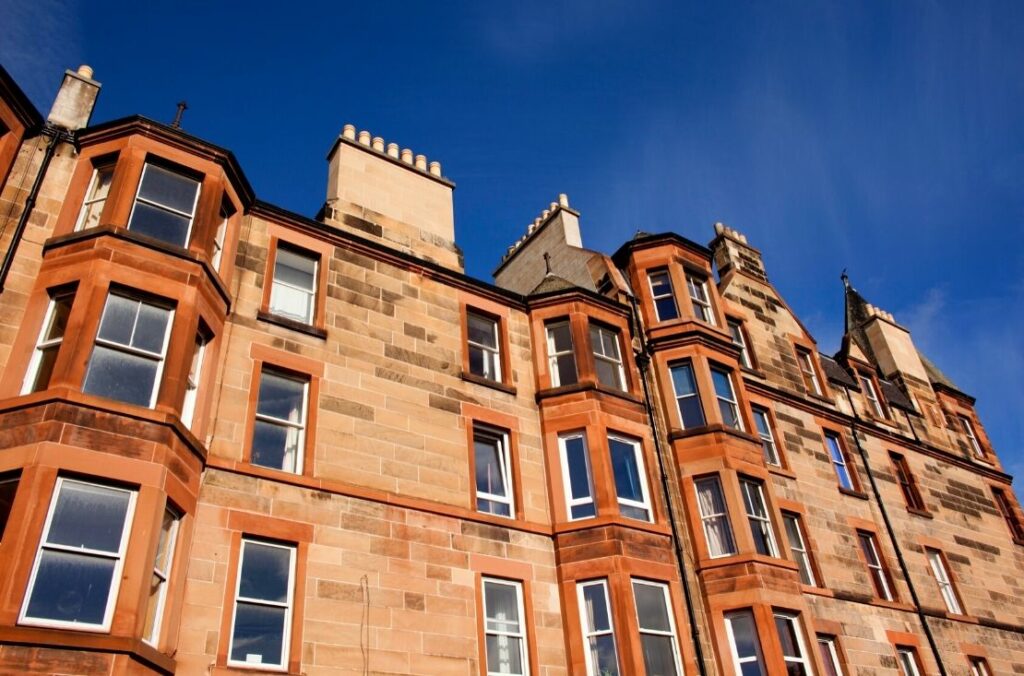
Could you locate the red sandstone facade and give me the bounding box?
[0,64,1021,676]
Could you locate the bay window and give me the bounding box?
[607,435,651,521]
[577,580,620,676]
[711,366,743,430]
[22,291,74,394]
[74,163,114,231]
[740,478,778,557]
[632,580,683,676]
[695,476,736,558]
[559,433,595,520]
[127,162,201,247]
[670,361,706,429]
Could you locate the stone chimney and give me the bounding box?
[709,222,768,283]
[47,65,100,131]
[842,279,929,383]
[321,124,460,271]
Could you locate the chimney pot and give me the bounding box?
[372,136,385,151]
[358,131,371,146]
[415,154,427,170]
[401,149,414,164]
[558,193,569,207]
[541,209,550,219]
[342,124,356,140]
[429,161,441,176]
[77,64,94,79]
[549,201,558,211]
[386,142,399,158]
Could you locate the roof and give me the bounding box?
[529,274,578,295]
[919,352,970,400]
[610,231,712,267]
[820,353,857,388]
[879,379,916,412]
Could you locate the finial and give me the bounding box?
[171,101,188,129]
[543,252,552,275]
[840,269,850,289]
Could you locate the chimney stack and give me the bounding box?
[47,65,100,130]
[709,222,768,283]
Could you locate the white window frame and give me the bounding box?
[740,478,779,557]
[711,366,744,431]
[752,406,780,466]
[969,656,991,676]
[724,609,765,675]
[253,368,309,475]
[474,425,514,518]
[227,539,296,671]
[212,208,229,271]
[926,548,962,614]
[774,612,813,675]
[269,246,319,325]
[21,292,74,394]
[728,319,752,368]
[686,273,715,324]
[859,374,886,418]
[695,476,737,558]
[558,433,595,521]
[546,321,577,387]
[817,635,845,676]
[467,311,502,382]
[825,432,855,491]
[607,434,652,522]
[19,477,137,632]
[144,505,181,646]
[782,512,817,587]
[74,164,115,231]
[576,579,620,676]
[127,162,202,247]
[631,579,683,676]
[670,361,705,429]
[181,330,208,428]
[648,269,679,322]
[859,532,894,601]
[896,647,923,676]
[797,349,822,396]
[84,293,175,409]
[589,323,626,391]
[959,416,984,458]
[482,577,530,676]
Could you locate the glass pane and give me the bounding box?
[671,364,698,396]
[44,297,73,341]
[230,602,286,666]
[741,483,767,519]
[486,635,524,674]
[0,479,17,540]
[138,164,199,214]
[595,359,622,389]
[97,295,137,345]
[774,616,800,658]
[633,583,670,632]
[252,420,300,472]
[128,202,191,246]
[640,634,679,676]
[82,346,159,406]
[711,369,734,399]
[274,249,317,290]
[154,508,177,572]
[257,372,306,422]
[589,634,619,676]
[92,166,114,200]
[719,400,740,429]
[548,323,573,352]
[269,283,314,322]
[556,353,578,386]
[571,502,597,520]
[26,549,116,624]
[817,640,840,676]
[47,481,130,552]
[582,584,610,631]
[484,581,520,628]
[468,346,487,377]
[29,345,59,393]
[753,410,770,437]
[740,663,765,676]
[655,296,679,321]
[649,272,671,296]
[477,497,511,517]
[79,201,105,230]
[678,396,705,429]
[564,437,591,501]
[609,439,642,503]
[475,436,507,500]
[239,542,291,602]
[468,314,497,348]
[143,572,162,640]
[131,302,170,353]
[728,612,758,658]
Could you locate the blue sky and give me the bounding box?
[4,1,1022,485]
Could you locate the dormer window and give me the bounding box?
[958,415,985,458]
[727,319,753,369]
[127,163,201,247]
[74,164,114,231]
[686,273,715,324]
[796,348,822,396]
[859,373,886,418]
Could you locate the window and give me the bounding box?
[631,580,683,676]
[252,368,309,474]
[824,432,856,492]
[992,487,1024,542]
[724,609,765,676]
[782,512,817,586]
[959,415,985,458]
[969,656,992,676]
[695,476,736,557]
[590,324,626,391]
[74,164,114,231]
[774,612,812,676]
[796,348,822,396]
[607,435,651,521]
[859,374,886,418]
[670,362,705,429]
[857,531,895,601]
[686,273,714,324]
[212,202,231,270]
[648,270,679,322]
[467,311,502,382]
[577,580,620,676]
[817,635,845,676]
[127,162,201,247]
[181,329,209,428]
[751,407,780,466]
[926,548,962,614]
[21,478,136,630]
[482,578,529,676]
[890,452,926,512]
[559,433,595,520]
[269,246,318,324]
[546,321,578,387]
[0,475,18,540]
[728,319,752,369]
[896,646,923,676]
[228,539,296,669]
[711,366,743,430]
[82,293,173,408]
[143,506,180,645]
[22,291,74,394]
[740,478,778,557]
[474,425,514,518]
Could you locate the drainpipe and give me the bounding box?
[628,293,709,676]
[843,388,948,676]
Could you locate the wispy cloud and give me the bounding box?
[0,0,83,109]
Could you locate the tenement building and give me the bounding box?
[0,63,1021,676]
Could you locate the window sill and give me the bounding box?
[536,381,643,406]
[838,487,870,500]
[767,465,798,480]
[695,552,800,573]
[668,423,760,446]
[868,598,915,613]
[0,624,176,673]
[552,514,673,538]
[213,666,299,675]
[906,507,934,519]
[801,584,834,598]
[461,371,517,395]
[257,310,327,339]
